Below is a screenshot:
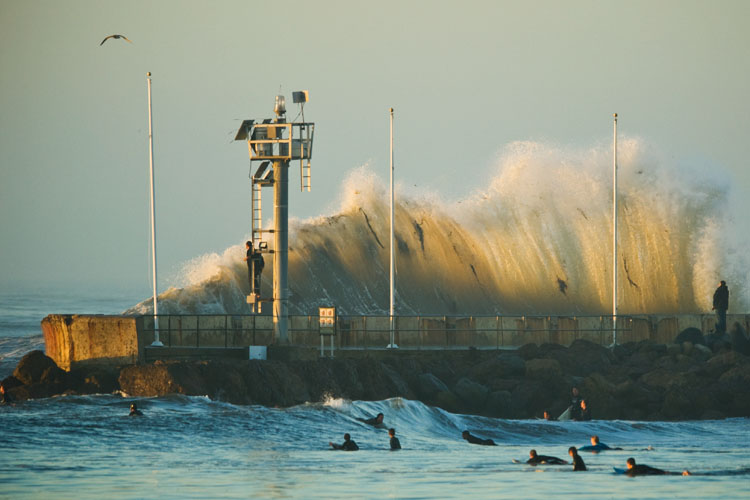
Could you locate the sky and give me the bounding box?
[1,0,749,295]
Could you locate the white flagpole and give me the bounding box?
[147,72,162,347]
[388,108,398,348]
[612,113,618,346]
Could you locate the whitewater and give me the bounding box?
[126,138,749,318]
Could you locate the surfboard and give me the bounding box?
[558,406,572,421]
[613,467,627,474]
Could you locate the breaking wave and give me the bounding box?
[126,138,749,316]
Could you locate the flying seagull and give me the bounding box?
[100,34,132,46]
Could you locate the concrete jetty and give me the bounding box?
[40,313,747,370]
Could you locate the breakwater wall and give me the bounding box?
[41,313,750,370]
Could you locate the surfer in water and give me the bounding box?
[462,430,496,446]
[527,449,567,465]
[358,412,384,427]
[129,403,143,416]
[388,428,401,450]
[569,387,583,420]
[329,433,359,451]
[579,435,620,453]
[576,399,591,421]
[625,457,690,476]
[568,447,587,471]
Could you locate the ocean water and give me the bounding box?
[1,290,749,499]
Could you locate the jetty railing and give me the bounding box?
[137,313,725,350]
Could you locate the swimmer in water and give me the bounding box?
[389,428,401,450]
[625,457,690,476]
[462,430,496,446]
[129,403,143,416]
[527,449,567,465]
[579,435,621,453]
[329,433,359,451]
[359,412,384,427]
[568,447,587,471]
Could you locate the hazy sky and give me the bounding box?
[1,0,749,294]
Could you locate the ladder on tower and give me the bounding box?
[252,161,273,247]
[299,124,312,192]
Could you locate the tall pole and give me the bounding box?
[388,108,397,348]
[147,72,162,347]
[273,157,289,344]
[612,113,618,346]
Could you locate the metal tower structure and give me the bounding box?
[234,93,314,343]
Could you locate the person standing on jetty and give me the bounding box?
[713,280,729,334]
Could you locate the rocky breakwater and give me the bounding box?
[3,325,750,420]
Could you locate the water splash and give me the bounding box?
[126,138,748,316]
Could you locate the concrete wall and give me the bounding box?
[41,314,147,371]
[41,313,750,370]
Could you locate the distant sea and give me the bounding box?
[1,288,749,499]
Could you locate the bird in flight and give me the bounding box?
[100,34,132,46]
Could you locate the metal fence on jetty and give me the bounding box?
[139,313,732,349]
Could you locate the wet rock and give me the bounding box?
[434,390,461,414]
[730,323,750,356]
[666,343,682,357]
[674,327,705,346]
[67,366,120,394]
[517,343,539,360]
[415,373,449,400]
[691,343,712,361]
[13,350,58,385]
[453,377,489,412]
[485,390,512,418]
[380,362,412,398]
[547,339,612,377]
[705,333,731,353]
[469,353,525,381]
[525,358,562,380]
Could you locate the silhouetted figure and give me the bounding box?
[389,428,401,450]
[527,449,567,465]
[243,241,264,296]
[543,410,557,421]
[462,430,496,446]
[713,280,729,334]
[329,433,359,451]
[576,399,591,421]
[569,387,583,420]
[129,403,143,416]
[569,447,587,471]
